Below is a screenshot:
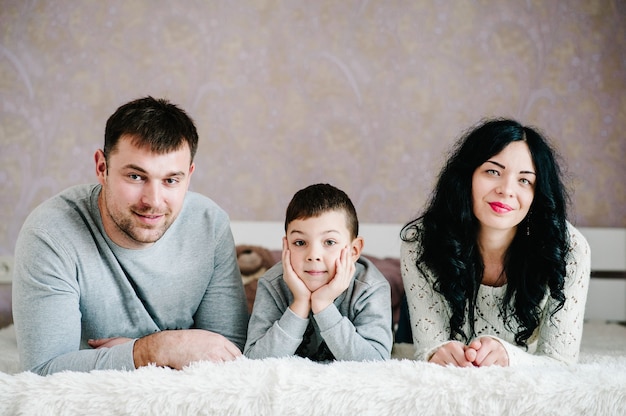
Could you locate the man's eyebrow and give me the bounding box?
[122,164,187,177]
[122,164,147,173]
[485,160,536,176]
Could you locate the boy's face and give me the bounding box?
[285,210,362,292]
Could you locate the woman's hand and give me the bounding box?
[470,337,509,367]
[429,341,476,367]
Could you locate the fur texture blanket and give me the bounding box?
[1,323,625,415]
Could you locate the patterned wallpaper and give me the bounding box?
[1,1,625,255]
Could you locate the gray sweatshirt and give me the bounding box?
[12,184,248,375]
[244,257,392,361]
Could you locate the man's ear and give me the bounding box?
[350,237,364,261]
[94,149,107,185]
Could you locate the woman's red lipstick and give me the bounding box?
[489,201,513,213]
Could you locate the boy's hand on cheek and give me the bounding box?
[282,238,311,318]
[311,246,354,314]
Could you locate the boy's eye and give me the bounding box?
[293,240,305,247]
[324,240,337,246]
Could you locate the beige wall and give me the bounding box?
[1,0,625,255]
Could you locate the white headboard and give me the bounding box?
[231,221,626,270]
[230,221,626,322]
[1,223,624,281]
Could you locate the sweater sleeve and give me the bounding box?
[314,277,392,361]
[243,265,309,359]
[13,226,137,375]
[400,241,452,361]
[192,220,249,351]
[503,224,591,366]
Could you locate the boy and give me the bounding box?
[244,183,392,361]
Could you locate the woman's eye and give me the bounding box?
[486,169,499,176]
[520,178,532,186]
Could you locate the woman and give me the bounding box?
[401,118,590,367]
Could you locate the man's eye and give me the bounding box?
[129,174,142,181]
[165,178,180,185]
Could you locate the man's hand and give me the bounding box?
[282,237,311,318]
[132,329,242,370]
[88,337,132,349]
[428,341,476,368]
[311,246,354,314]
[89,329,242,370]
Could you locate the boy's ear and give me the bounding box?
[350,237,364,261]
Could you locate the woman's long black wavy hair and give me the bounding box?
[401,118,570,346]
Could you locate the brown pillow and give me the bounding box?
[363,256,403,325]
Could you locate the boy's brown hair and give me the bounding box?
[284,183,359,240]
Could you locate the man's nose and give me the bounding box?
[141,181,161,206]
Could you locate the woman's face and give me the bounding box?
[471,141,536,234]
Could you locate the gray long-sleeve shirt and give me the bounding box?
[12,184,248,375]
[244,257,392,361]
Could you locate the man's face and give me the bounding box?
[95,135,195,249]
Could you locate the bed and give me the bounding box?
[1,223,625,415]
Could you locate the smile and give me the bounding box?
[135,212,165,224]
[488,202,513,214]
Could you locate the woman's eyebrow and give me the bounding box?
[486,160,536,175]
[485,160,505,169]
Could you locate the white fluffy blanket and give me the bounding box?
[1,323,625,415]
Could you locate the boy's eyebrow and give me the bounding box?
[288,229,341,236]
[485,160,536,176]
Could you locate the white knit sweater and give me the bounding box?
[401,223,591,366]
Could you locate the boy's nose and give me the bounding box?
[306,248,321,261]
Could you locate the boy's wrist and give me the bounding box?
[289,300,310,318]
[311,298,332,314]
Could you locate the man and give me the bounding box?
[12,97,248,375]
